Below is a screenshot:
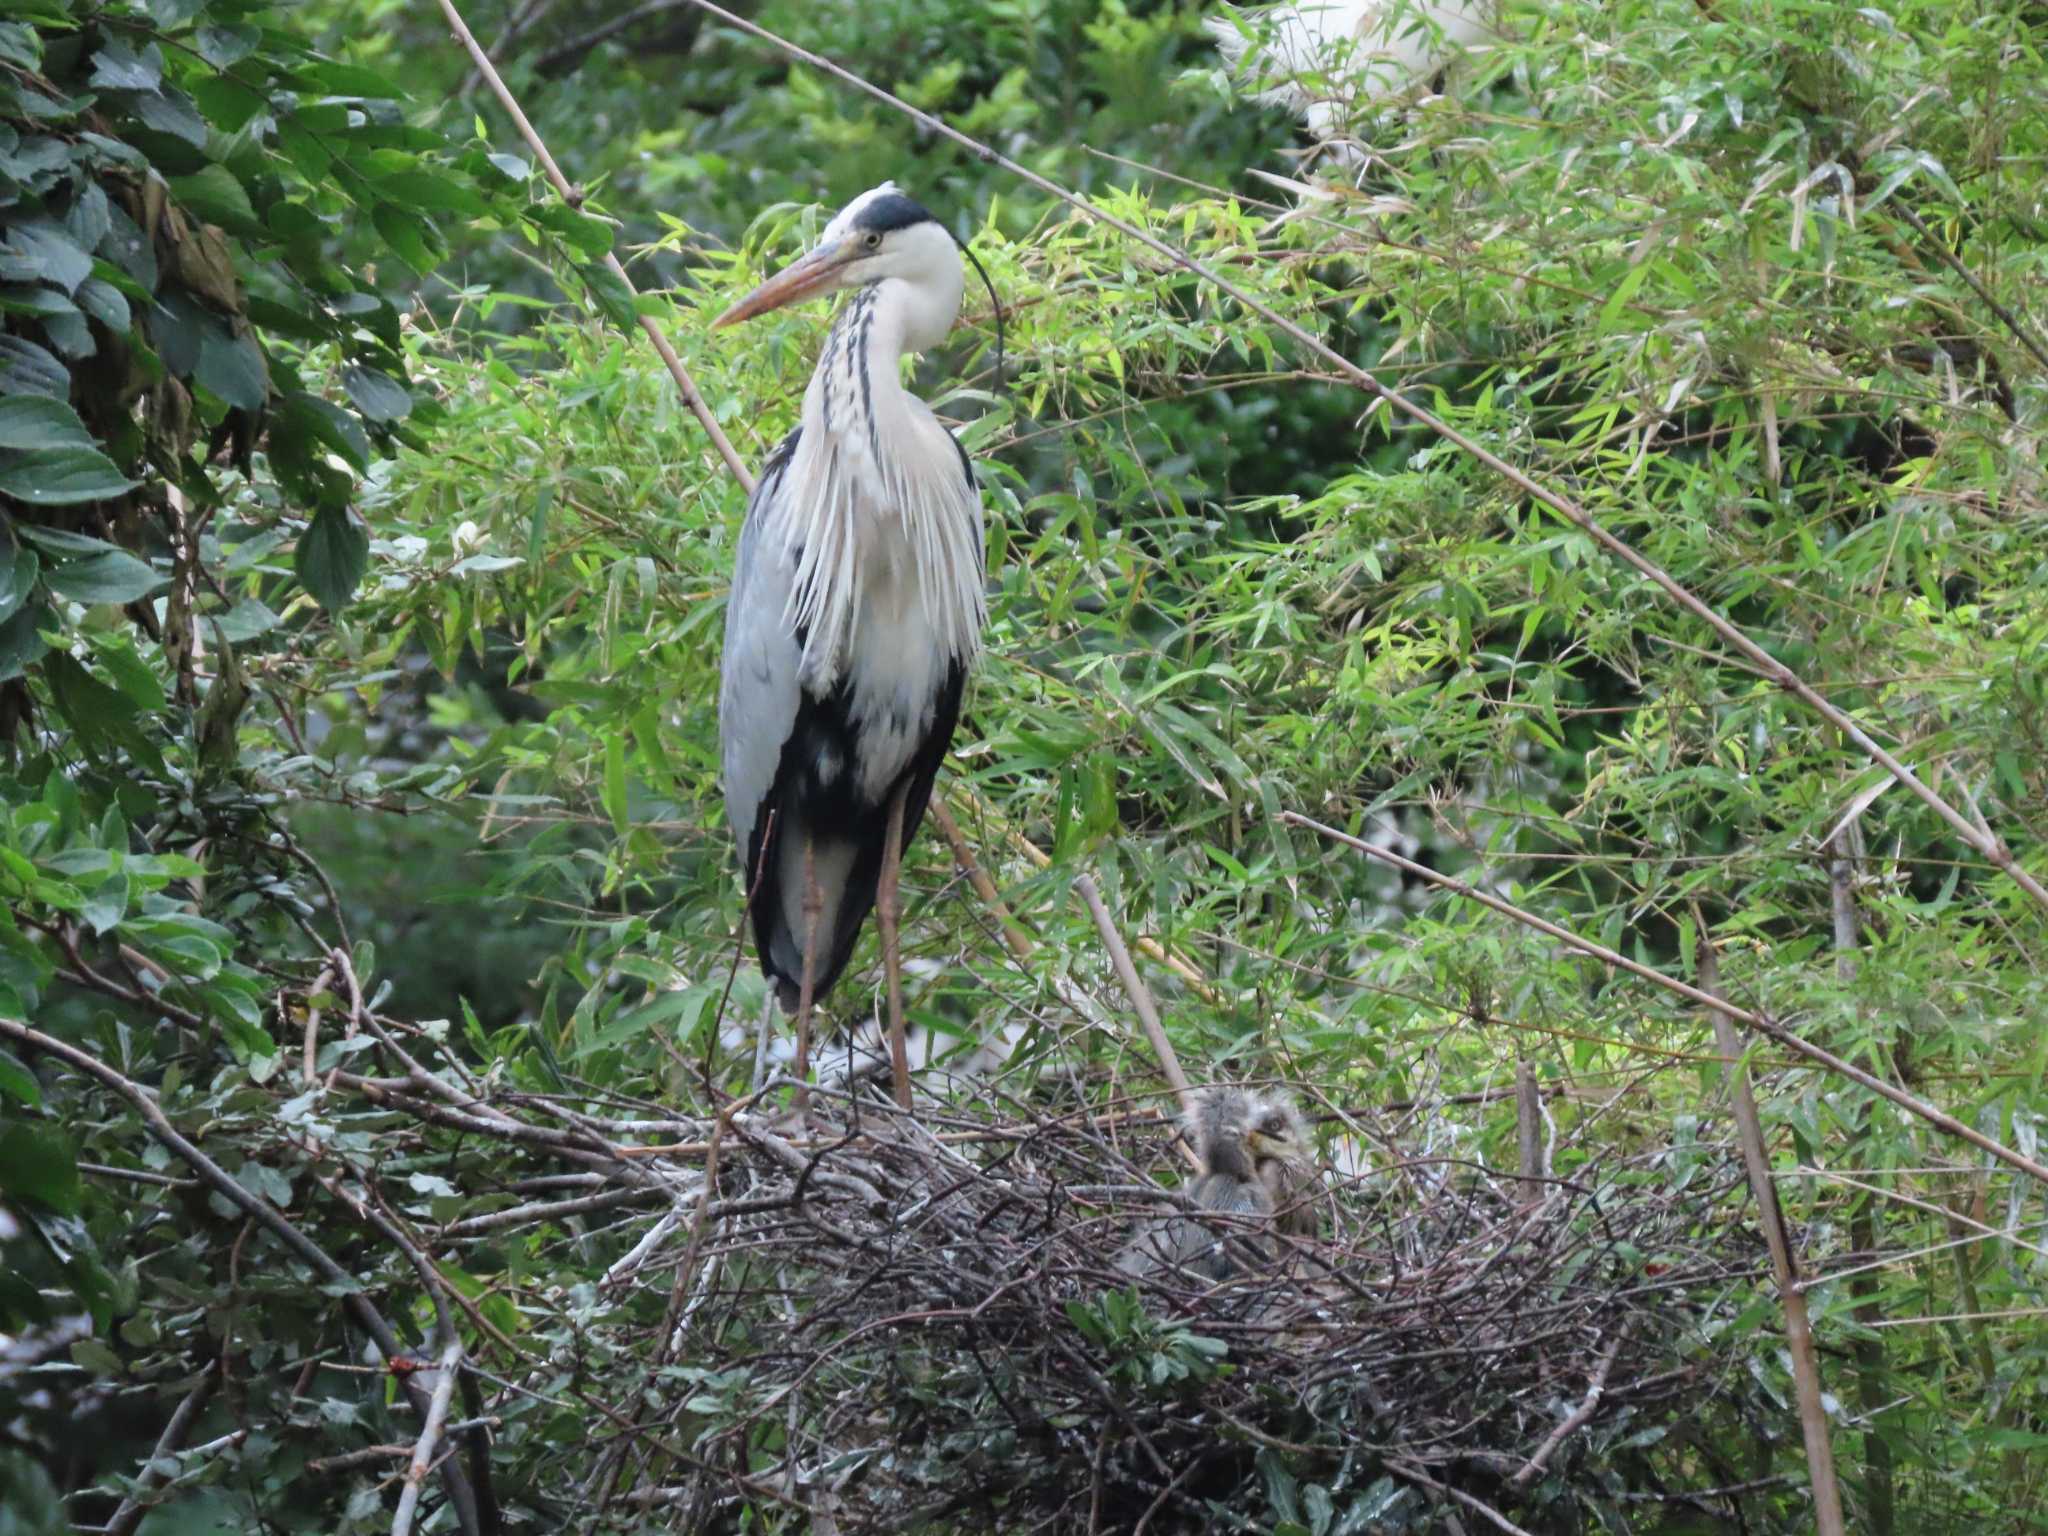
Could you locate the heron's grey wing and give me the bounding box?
[720,432,804,882]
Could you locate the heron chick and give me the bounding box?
[1117,1087,1318,1281]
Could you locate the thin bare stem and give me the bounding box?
[1280,810,2048,1188]
[1508,1326,1627,1492]
[1073,872,1190,1119]
[679,0,2048,918]
[880,782,913,1110]
[1889,202,2048,376]
[929,798,1037,965]
[391,1339,466,1536]
[433,0,754,491]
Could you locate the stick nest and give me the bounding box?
[587,1084,1782,1534]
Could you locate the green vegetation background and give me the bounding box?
[1,0,2044,1530]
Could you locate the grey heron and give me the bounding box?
[715,183,992,1108]
[1117,1087,1318,1280]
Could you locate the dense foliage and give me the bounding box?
[2,0,2045,1530]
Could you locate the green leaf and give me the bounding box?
[0,446,138,506]
[74,278,129,332]
[0,335,68,397]
[603,731,629,839]
[581,260,637,329]
[80,869,127,936]
[341,365,411,424]
[0,1047,39,1108]
[0,544,34,626]
[44,548,162,604]
[281,392,367,471]
[0,1123,80,1214]
[168,165,261,237]
[0,597,52,682]
[370,203,445,277]
[213,597,279,642]
[195,329,267,411]
[373,172,488,218]
[0,394,94,451]
[295,506,369,612]
[88,39,163,93]
[2,218,92,296]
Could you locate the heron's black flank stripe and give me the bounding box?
[854,191,936,234]
[743,657,967,1010]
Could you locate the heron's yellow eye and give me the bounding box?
[863,231,882,250]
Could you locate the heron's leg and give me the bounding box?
[877,781,913,1110]
[793,835,820,1094]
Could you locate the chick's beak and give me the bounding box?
[713,238,853,329]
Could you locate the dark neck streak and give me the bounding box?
[823,285,883,461]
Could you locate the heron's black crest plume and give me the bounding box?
[953,235,1005,389]
[854,190,938,235]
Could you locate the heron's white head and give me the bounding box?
[715,182,965,355]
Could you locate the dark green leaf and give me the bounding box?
[98,205,157,291]
[213,597,279,641]
[0,446,138,506]
[0,597,51,682]
[195,328,267,411]
[80,869,127,935]
[3,218,92,295]
[295,506,369,613]
[88,40,163,93]
[0,335,67,397]
[194,24,258,69]
[0,1123,80,1214]
[62,183,109,253]
[126,87,210,154]
[581,260,637,329]
[342,365,411,424]
[44,548,162,604]
[17,526,119,556]
[374,171,488,217]
[169,165,261,237]
[39,306,94,360]
[370,203,445,276]
[73,277,129,331]
[281,392,366,471]
[0,394,93,451]
[0,22,42,71]
[0,544,37,626]
[0,1046,39,1107]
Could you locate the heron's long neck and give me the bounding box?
[778,280,980,691]
[811,280,927,456]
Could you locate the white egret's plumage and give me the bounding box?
[718,184,986,1013]
[1209,0,1496,145]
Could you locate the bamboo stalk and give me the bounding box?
[1697,943,1846,1536]
[1074,872,1192,1120]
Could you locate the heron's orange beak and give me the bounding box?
[713,238,853,328]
